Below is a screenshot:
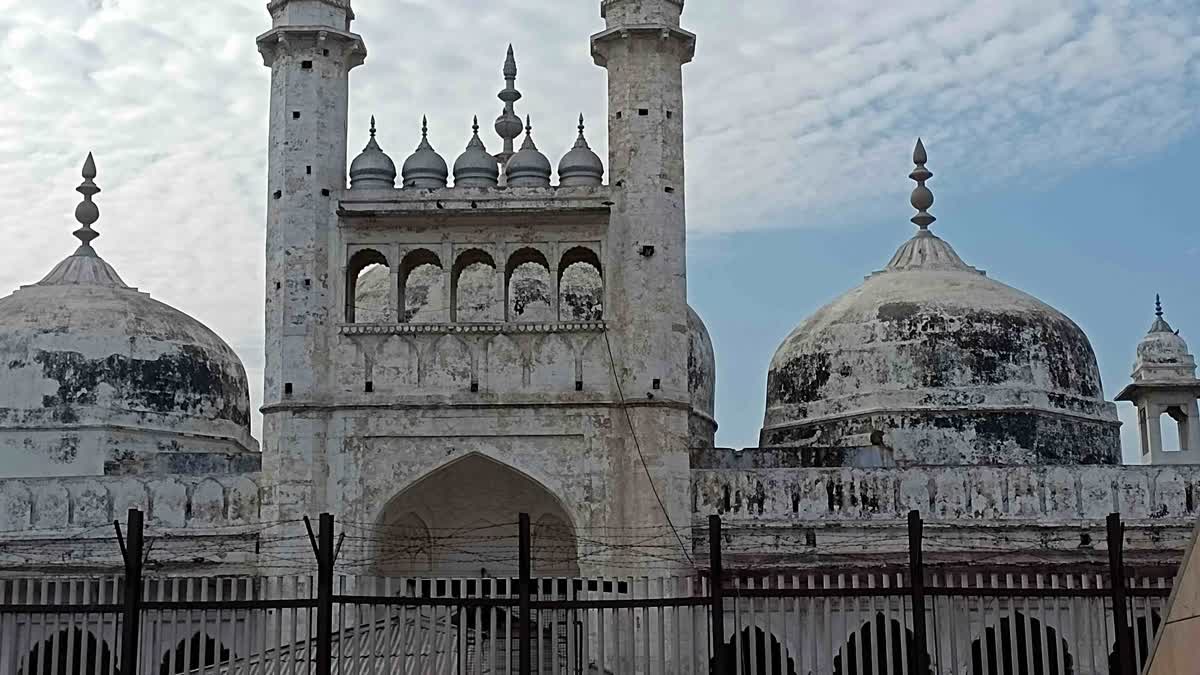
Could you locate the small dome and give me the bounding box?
[1133,297,1196,382]
[0,156,255,478]
[453,117,499,188]
[558,115,604,187]
[505,117,551,188]
[761,141,1119,466]
[349,117,397,189]
[688,305,717,448]
[401,117,448,189]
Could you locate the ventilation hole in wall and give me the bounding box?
[664,186,675,194]
[275,281,281,290]
[638,108,649,116]
[470,382,479,393]
[364,381,374,393]
[321,189,331,196]
[652,378,661,390]
[304,279,311,288]
[615,111,622,119]
[1079,532,1093,548]
[575,380,584,392]
[306,166,312,175]
[323,49,330,56]
[273,190,282,199]
[805,529,817,547]
[293,111,301,119]
[301,60,313,70]
[666,110,674,119]
[284,383,293,396]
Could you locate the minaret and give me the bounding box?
[494,45,523,168]
[257,0,365,518]
[591,0,696,551]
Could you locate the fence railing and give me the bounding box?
[0,509,1176,675]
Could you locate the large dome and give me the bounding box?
[0,156,256,478]
[761,143,1119,465]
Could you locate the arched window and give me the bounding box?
[159,633,233,675]
[716,627,796,675]
[506,248,553,322]
[453,249,499,323]
[558,247,603,321]
[21,628,117,675]
[399,249,445,324]
[346,248,390,324]
[971,612,1072,675]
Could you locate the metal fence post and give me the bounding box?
[908,510,928,675]
[1108,513,1136,675]
[518,513,532,675]
[315,513,335,675]
[118,508,144,675]
[709,514,726,675]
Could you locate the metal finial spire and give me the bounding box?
[73,153,101,256]
[421,115,428,139]
[370,115,377,138]
[1156,294,1164,318]
[909,138,935,230]
[573,114,592,149]
[473,115,480,134]
[519,115,538,151]
[503,44,518,79]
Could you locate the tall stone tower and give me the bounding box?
[257,0,365,520]
[591,0,697,531]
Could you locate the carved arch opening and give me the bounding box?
[834,612,932,675]
[452,249,499,323]
[159,632,233,675]
[374,453,578,576]
[971,612,1072,675]
[505,247,553,322]
[20,628,118,675]
[558,246,603,322]
[346,248,390,324]
[399,249,445,323]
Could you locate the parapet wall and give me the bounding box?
[0,473,261,535]
[692,462,1200,525]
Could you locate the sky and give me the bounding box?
[0,0,1197,460]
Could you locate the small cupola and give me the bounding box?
[504,116,552,188]
[452,116,500,188]
[558,115,604,187]
[349,117,397,189]
[401,117,449,189]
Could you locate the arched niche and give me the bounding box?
[971,612,1072,675]
[399,249,445,324]
[374,453,579,577]
[558,247,603,321]
[452,249,499,323]
[21,628,117,675]
[719,627,797,675]
[834,612,932,675]
[159,633,232,675]
[346,248,390,324]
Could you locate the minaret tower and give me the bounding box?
[257,0,365,517]
[591,1,696,540]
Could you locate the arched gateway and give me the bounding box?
[373,454,579,577]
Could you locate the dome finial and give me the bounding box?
[370,115,377,139]
[495,45,524,165]
[421,115,428,139]
[578,113,586,136]
[73,152,101,256]
[1156,294,1164,318]
[909,138,936,230]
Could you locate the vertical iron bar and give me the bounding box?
[316,513,335,675]
[907,510,928,675]
[518,513,532,675]
[120,508,144,675]
[1108,513,1136,675]
[709,515,726,675]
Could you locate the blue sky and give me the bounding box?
[694,130,1200,455]
[0,0,1197,459]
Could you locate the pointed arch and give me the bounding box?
[346,248,390,323]
[399,248,444,323]
[452,248,499,323]
[558,246,603,321]
[374,453,578,576]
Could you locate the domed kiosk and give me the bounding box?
[761,141,1119,465]
[0,155,257,478]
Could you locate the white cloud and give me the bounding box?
[0,0,1196,438]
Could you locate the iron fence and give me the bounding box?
[0,510,1176,675]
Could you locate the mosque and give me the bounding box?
[0,0,1198,584]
